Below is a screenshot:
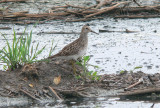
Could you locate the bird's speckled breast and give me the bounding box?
[78,36,88,56]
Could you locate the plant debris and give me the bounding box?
[0,0,159,24]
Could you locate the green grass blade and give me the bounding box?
[0,28,48,70]
[49,40,57,57]
[31,45,46,61]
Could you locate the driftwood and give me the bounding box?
[0,0,27,3]
[99,29,139,33]
[115,15,160,19]
[0,27,11,30]
[118,5,160,13]
[66,17,103,22]
[0,1,159,23]
[85,1,131,18]
[38,31,80,34]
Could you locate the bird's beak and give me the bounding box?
[91,30,99,34]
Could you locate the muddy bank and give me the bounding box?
[0,59,160,106]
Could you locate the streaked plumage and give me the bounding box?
[48,24,97,60]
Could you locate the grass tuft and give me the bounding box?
[0,29,46,70]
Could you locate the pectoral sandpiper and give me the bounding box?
[48,24,98,60]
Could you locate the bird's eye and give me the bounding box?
[86,28,88,29]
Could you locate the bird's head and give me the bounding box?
[81,24,98,34]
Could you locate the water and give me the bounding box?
[29,97,160,108]
[1,18,160,74]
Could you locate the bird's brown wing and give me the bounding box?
[48,39,81,58]
[55,39,81,57]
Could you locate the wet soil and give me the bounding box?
[0,59,84,99]
[0,58,160,106]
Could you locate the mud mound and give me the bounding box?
[0,59,93,101]
[0,59,160,103]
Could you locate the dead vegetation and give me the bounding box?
[0,0,159,24]
[0,0,27,3]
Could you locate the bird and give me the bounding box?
[48,24,98,61]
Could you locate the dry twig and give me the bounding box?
[20,89,41,101]
[124,77,144,91]
[48,86,63,100]
[85,1,131,18]
[115,15,160,19]
[133,0,141,6]
[0,0,27,3]
[96,0,113,9]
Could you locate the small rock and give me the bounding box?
[153,30,157,33]
[147,66,152,69]
[118,52,121,54]
[155,65,159,68]
[55,61,60,65]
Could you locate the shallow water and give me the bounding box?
[26,97,160,108]
[53,99,159,108]
[1,18,160,74]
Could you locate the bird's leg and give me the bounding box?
[70,59,77,75]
